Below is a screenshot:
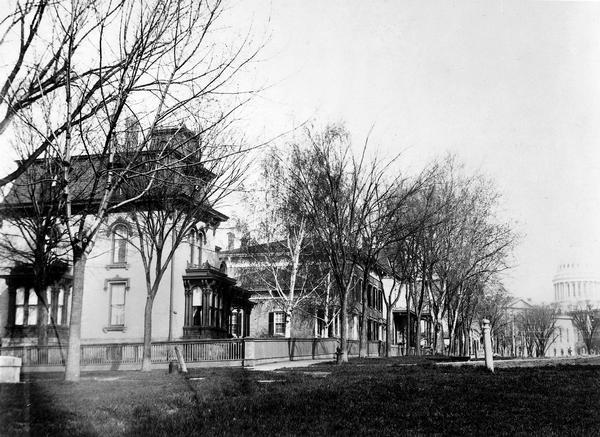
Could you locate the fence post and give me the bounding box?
[482,319,494,373]
[174,346,187,373]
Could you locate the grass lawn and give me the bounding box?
[2,357,600,436]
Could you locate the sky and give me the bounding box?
[1,1,598,303]
[224,0,600,302]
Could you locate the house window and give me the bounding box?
[111,224,128,264]
[47,286,68,326]
[208,291,215,326]
[192,287,202,325]
[56,288,65,325]
[358,279,363,302]
[269,312,286,336]
[14,287,38,326]
[230,309,241,337]
[109,282,126,326]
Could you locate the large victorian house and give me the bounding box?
[0,127,253,347]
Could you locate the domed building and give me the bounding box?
[552,256,600,355]
[553,262,600,311]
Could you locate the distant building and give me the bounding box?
[220,240,386,340]
[551,259,600,355]
[553,262,600,311]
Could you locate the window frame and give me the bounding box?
[14,287,39,326]
[104,279,130,332]
[108,222,130,267]
[188,229,205,267]
[269,311,287,336]
[192,286,203,326]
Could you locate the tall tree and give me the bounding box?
[0,133,70,350]
[516,304,558,357]
[426,157,517,355]
[127,125,248,371]
[288,124,375,363]
[569,305,600,354]
[238,146,328,338]
[376,167,438,357]
[2,0,260,381]
[473,281,512,355]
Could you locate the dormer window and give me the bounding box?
[111,224,129,265]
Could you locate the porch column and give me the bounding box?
[244,306,251,337]
[183,283,192,326]
[202,286,210,327]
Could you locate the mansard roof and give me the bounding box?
[1,127,227,224]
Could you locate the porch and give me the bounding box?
[392,310,434,353]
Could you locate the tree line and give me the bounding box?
[237,124,519,362]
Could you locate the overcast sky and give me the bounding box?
[226,0,600,302]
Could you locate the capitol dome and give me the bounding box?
[553,261,600,309]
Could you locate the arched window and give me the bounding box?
[188,229,205,267]
[111,224,129,264]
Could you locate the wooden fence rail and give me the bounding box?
[0,339,245,367]
[0,338,395,370]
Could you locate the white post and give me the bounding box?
[482,319,494,373]
[174,346,188,374]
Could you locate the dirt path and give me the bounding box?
[438,355,600,368]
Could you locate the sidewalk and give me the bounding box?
[249,358,334,371]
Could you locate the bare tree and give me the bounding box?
[426,157,517,355]
[375,169,438,357]
[1,0,260,381]
[287,124,377,363]
[569,305,600,354]
[354,161,410,358]
[0,134,70,351]
[0,0,134,186]
[516,304,558,357]
[125,124,248,371]
[474,281,512,355]
[237,147,329,338]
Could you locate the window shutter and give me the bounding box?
[268,312,274,336]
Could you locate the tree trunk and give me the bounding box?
[65,252,86,382]
[285,309,292,338]
[386,304,394,357]
[36,285,49,365]
[434,316,444,354]
[405,285,412,355]
[37,291,48,347]
[415,313,422,356]
[338,291,348,363]
[359,281,368,358]
[141,295,154,371]
[323,279,330,338]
